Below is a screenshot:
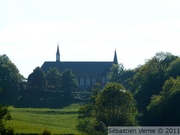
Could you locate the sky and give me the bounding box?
[0,0,180,78]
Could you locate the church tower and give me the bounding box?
[113,49,118,64]
[56,43,60,62]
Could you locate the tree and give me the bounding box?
[77,83,138,134]
[0,54,23,104]
[78,83,101,119]
[61,69,78,99]
[0,55,21,91]
[119,69,136,92]
[46,68,61,91]
[108,64,136,92]
[133,52,177,113]
[0,105,14,134]
[27,67,47,91]
[40,128,52,135]
[166,57,180,78]
[144,77,180,125]
[77,83,107,135]
[95,82,138,126]
[108,63,124,83]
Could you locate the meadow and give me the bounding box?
[5,103,81,135]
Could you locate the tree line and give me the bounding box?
[77,83,138,134]
[27,67,78,98]
[0,52,180,134]
[0,54,79,133]
[77,52,180,134]
[0,54,79,107]
[108,52,180,126]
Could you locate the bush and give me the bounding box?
[39,128,52,135]
[0,105,14,135]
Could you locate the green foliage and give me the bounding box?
[77,118,91,134]
[78,104,93,119]
[77,83,138,134]
[18,68,79,108]
[0,54,22,91]
[0,126,14,135]
[95,82,138,126]
[27,67,78,94]
[119,69,136,91]
[145,77,180,125]
[0,105,8,121]
[0,54,23,104]
[155,52,178,67]
[166,58,180,78]
[2,51,180,130]
[108,64,136,92]
[46,67,61,91]
[0,105,14,134]
[77,118,107,135]
[108,64,124,83]
[77,84,107,135]
[61,69,79,99]
[78,84,101,122]
[133,52,176,113]
[78,84,101,118]
[27,67,47,91]
[39,128,52,135]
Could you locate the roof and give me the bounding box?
[41,61,113,76]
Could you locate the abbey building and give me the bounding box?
[41,45,118,89]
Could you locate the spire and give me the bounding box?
[113,49,118,64]
[56,43,60,62]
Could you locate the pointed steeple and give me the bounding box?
[113,49,118,64]
[56,43,60,62]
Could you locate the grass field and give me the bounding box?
[5,103,82,134]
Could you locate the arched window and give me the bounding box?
[80,78,84,86]
[92,78,96,85]
[86,77,90,86]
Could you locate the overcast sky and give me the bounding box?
[0,0,180,78]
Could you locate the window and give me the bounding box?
[102,77,106,83]
[80,78,84,86]
[86,78,90,86]
[92,78,96,85]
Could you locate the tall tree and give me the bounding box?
[133,52,177,113]
[108,64,136,91]
[27,67,47,91]
[77,83,107,135]
[0,54,23,104]
[108,64,124,83]
[46,68,61,91]
[95,82,138,126]
[166,57,180,78]
[145,77,180,125]
[77,83,138,135]
[0,105,14,134]
[61,69,78,99]
[78,83,101,120]
[0,54,22,91]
